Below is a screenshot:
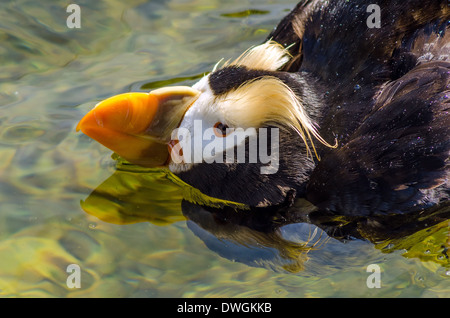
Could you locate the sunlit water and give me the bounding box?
[0,0,449,297]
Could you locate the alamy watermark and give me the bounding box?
[64,263,383,292]
[366,4,381,29]
[66,3,381,30]
[66,4,81,29]
[66,264,81,289]
[65,2,384,173]
[366,264,381,288]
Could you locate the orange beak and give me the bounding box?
[76,86,200,167]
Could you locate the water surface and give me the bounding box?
[0,0,449,297]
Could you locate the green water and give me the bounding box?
[0,0,449,298]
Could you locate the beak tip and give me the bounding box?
[76,109,102,134]
[76,87,199,167]
[76,116,88,133]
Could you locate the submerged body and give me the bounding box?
[77,0,450,217]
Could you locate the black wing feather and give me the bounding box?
[306,61,450,216]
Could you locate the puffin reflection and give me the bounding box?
[81,167,450,273]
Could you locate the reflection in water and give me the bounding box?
[182,200,329,273]
[82,161,450,273]
[81,164,185,226]
[81,158,248,225]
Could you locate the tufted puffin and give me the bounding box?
[77,0,450,217]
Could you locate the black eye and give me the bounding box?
[214,122,229,137]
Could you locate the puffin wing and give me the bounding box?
[306,61,450,216]
[268,0,450,146]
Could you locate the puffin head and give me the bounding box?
[77,41,334,208]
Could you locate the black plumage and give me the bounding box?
[272,0,450,216]
[80,0,450,217]
[307,61,450,216]
[270,0,449,146]
[178,0,450,216]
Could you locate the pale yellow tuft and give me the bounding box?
[215,76,337,159]
[226,41,292,71]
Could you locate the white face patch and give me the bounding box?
[169,75,251,172]
[168,75,279,175]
